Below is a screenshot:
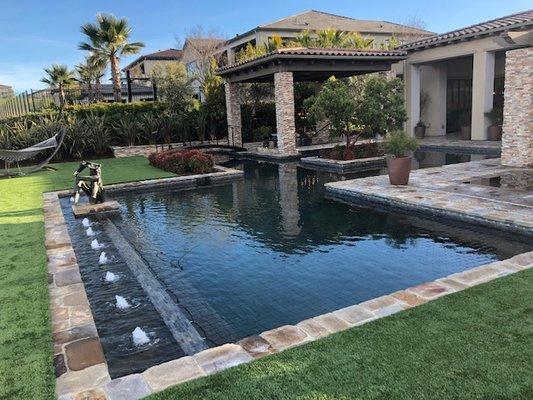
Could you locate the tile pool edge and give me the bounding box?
[44,170,532,399]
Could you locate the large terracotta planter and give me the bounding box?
[387,156,412,185]
[487,124,502,141]
[414,125,426,139]
[460,126,471,140]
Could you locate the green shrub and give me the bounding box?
[113,114,139,147]
[148,149,214,175]
[382,131,419,157]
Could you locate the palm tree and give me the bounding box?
[292,29,374,50]
[293,30,314,47]
[79,14,144,102]
[40,64,77,109]
[76,56,105,102]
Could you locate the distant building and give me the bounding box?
[181,38,227,100]
[79,83,154,103]
[0,84,14,99]
[122,48,183,80]
[221,10,434,64]
[182,10,434,99]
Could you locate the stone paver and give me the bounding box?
[451,266,503,285]
[65,338,106,371]
[73,388,108,400]
[391,290,428,307]
[260,325,310,351]
[406,282,453,300]
[237,335,274,359]
[105,374,151,400]
[296,318,331,339]
[193,344,253,375]
[56,363,111,397]
[333,304,375,326]
[55,268,83,287]
[142,356,204,392]
[359,295,408,317]
[312,313,352,333]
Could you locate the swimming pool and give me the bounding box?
[61,157,530,378]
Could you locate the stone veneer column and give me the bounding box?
[501,47,533,167]
[274,72,297,154]
[224,82,243,147]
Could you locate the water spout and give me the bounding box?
[91,239,103,250]
[115,295,131,309]
[99,252,109,265]
[105,271,119,283]
[86,227,95,236]
[82,218,91,227]
[132,327,150,346]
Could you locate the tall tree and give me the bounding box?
[79,14,144,102]
[40,64,77,109]
[75,56,105,102]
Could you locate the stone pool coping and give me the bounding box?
[44,165,533,399]
[326,158,533,237]
[300,155,386,173]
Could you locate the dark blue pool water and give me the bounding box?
[62,156,530,377]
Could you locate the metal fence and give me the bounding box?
[0,77,158,121]
[0,90,55,120]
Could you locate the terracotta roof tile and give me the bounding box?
[398,9,533,51]
[217,47,407,72]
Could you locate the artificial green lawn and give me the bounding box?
[0,157,174,400]
[0,157,531,400]
[148,269,533,400]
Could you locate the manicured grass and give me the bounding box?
[0,157,174,400]
[148,269,533,400]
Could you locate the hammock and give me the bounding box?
[1,128,66,176]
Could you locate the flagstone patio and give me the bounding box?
[326,158,532,236]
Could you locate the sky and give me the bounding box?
[0,0,530,92]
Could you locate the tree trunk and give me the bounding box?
[59,84,65,110]
[95,79,102,102]
[110,55,122,102]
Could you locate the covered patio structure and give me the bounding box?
[217,48,407,156]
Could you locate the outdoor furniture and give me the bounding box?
[0,128,66,176]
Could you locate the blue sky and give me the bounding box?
[0,0,530,92]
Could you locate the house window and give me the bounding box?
[140,63,145,75]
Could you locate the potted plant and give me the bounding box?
[485,107,503,141]
[458,111,471,140]
[383,130,419,185]
[414,120,426,139]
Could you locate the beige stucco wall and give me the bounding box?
[402,34,529,139]
[128,59,182,80]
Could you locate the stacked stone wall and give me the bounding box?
[501,47,532,167]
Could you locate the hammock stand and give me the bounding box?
[0,128,66,177]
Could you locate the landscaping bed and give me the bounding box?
[300,142,386,173]
[148,149,215,175]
